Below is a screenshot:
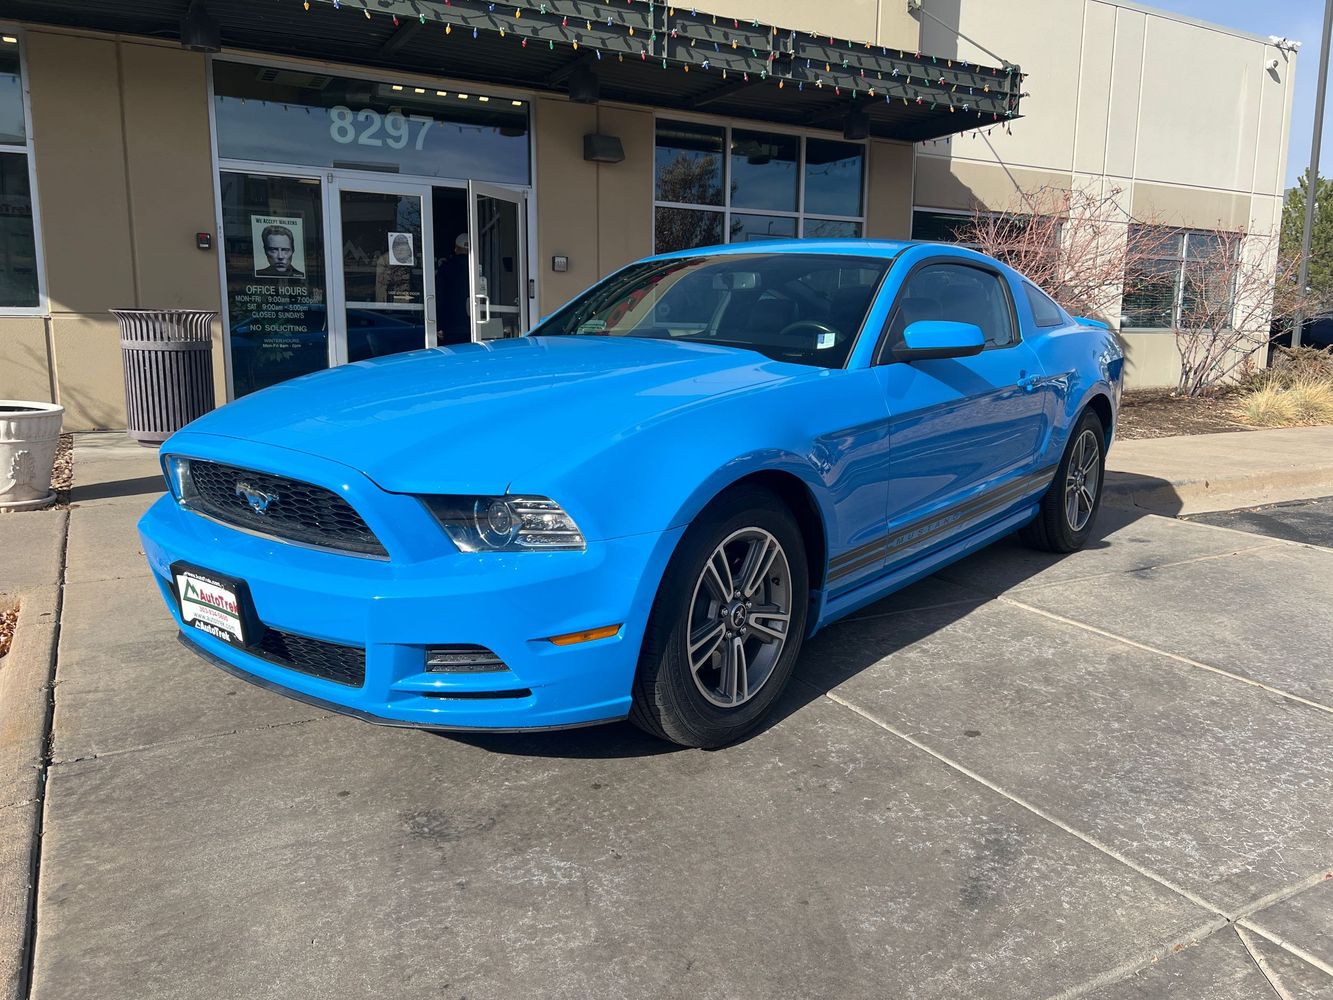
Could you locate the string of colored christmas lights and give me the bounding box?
[289,0,1021,122]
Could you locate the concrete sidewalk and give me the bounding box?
[1105,425,1333,516]
[0,432,162,1000]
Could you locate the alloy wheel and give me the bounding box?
[1064,428,1101,532]
[686,527,793,708]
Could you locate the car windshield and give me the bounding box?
[532,252,891,369]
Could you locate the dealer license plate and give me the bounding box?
[173,564,250,647]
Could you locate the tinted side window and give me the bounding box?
[886,263,1015,349]
[1024,283,1066,327]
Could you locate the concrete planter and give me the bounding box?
[0,400,64,512]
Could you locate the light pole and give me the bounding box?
[1295,0,1333,348]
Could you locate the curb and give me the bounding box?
[0,586,59,1000]
[1103,466,1333,516]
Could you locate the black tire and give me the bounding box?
[1020,408,1107,553]
[630,485,809,749]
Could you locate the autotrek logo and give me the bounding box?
[235,481,278,515]
[181,578,239,619]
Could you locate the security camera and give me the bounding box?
[1267,57,1281,71]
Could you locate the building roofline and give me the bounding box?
[1100,0,1296,49]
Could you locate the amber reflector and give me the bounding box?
[547,624,621,646]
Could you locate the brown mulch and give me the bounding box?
[1116,389,1252,440]
[0,602,16,659]
[48,433,73,508]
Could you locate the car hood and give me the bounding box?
[179,336,802,494]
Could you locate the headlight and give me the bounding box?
[422,495,586,552]
[163,455,196,504]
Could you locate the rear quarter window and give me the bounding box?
[1024,283,1066,327]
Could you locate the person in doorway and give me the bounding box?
[255,225,304,279]
[435,232,472,346]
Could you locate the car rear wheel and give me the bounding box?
[630,485,809,748]
[1020,408,1106,553]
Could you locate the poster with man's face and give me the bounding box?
[252,214,306,280]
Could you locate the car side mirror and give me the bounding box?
[895,320,985,362]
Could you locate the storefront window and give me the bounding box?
[730,129,798,213]
[0,38,40,310]
[804,139,864,218]
[655,120,725,206]
[654,119,865,255]
[213,61,530,185]
[219,171,329,397]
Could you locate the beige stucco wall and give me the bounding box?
[865,140,914,239]
[6,29,222,431]
[701,1,919,49]
[911,0,1297,387]
[0,317,54,403]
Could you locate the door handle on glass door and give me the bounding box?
[475,294,491,323]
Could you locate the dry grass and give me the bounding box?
[1238,375,1333,428]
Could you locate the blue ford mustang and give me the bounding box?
[139,240,1123,748]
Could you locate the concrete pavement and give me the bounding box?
[0,432,1327,1000]
[4,432,1328,998]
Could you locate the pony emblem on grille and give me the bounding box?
[235,482,278,515]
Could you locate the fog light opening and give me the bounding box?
[425,645,509,673]
[547,624,622,646]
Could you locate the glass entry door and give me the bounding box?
[329,177,434,364]
[467,181,527,340]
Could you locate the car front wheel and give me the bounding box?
[631,485,809,748]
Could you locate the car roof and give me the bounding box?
[643,238,1002,269]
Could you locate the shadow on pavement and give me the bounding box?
[437,476,1185,759]
[69,475,165,504]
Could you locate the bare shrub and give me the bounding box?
[960,185,1175,324]
[1173,231,1308,397]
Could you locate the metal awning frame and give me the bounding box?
[304,0,1022,126]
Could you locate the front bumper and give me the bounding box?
[138,477,682,732]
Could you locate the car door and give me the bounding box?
[872,257,1051,569]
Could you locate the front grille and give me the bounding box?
[186,460,386,556]
[254,627,366,687]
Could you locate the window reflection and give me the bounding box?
[730,129,798,212]
[220,172,329,397]
[655,207,724,254]
[804,139,863,217]
[0,46,25,145]
[655,119,725,206]
[0,152,37,307]
[731,214,797,242]
[213,62,529,184]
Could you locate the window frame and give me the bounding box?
[872,255,1022,366]
[0,27,48,317]
[652,112,868,253]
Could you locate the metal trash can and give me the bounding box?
[113,309,218,446]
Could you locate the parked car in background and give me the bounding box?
[1270,313,1333,353]
[139,240,1124,748]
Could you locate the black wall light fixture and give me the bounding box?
[583,133,625,164]
[180,0,221,52]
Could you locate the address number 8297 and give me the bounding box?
[328,105,435,151]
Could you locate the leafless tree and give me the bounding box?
[1173,231,1306,397]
